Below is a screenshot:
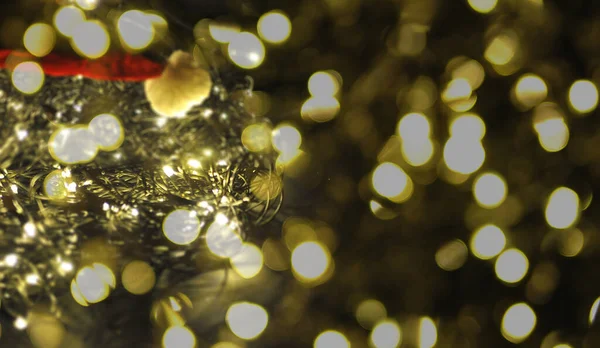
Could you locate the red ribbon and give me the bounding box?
[0,50,164,81]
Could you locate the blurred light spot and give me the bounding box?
[485,33,517,66]
[370,319,402,348]
[122,260,156,295]
[12,61,44,95]
[397,113,430,141]
[514,74,547,109]
[301,96,340,122]
[369,200,399,220]
[71,20,110,59]
[242,123,272,152]
[283,217,317,250]
[442,78,472,104]
[449,114,486,141]
[449,95,477,112]
[228,32,265,69]
[419,317,437,348]
[226,302,269,340]
[251,172,282,201]
[76,0,98,10]
[23,223,38,238]
[258,11,292,44]
[468,0,498,13]
[206,217,244,258]
[435,239,468,271]
[163,209,201,245]
[262,238,290,271]
[88,113,124,151]
[589,297,600,325]
[501,303,537,343]
[230,243,263,279]
[118,10,155,51]
[402,139,434,167]
[558,229,584,257]
[569,80,598,114]
[44,170,68,200]
[308,71,341,97]
[23,23,56,57]
[314,330,350,348]
[163,326,196,348]
[209,21,241,43]
[443,138,485,175]
[49,127,99,164]
[4,254,17,267]
[533,103,569,152]
[452,59,485,90]
[553,345,573,348]
[495,248,529,283]
[212,343,241,348]
[54,6,86,38]
[162,165,175,177]
[291,241,331,282]
[27,311,65,348]
[545,187,579,229]
[14,317,28,330]
[473,172,507,208]
[74,266,111,303]
[470,224,506,260]
[356,299,387,329]
[372,162,413,202]
[272,124,302,153]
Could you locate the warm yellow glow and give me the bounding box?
[43,170,68,200]
[230,243,264,279]
[569,80,599,113]
[452,59,485,90]
[162,209,201,245]
[442,78,472,103]
[397,113,431,141]
[468,0,498,13]
[470,224,506,260]
[501,303,537,343]
[401,139,434,167]
[122,260,156,295]
[118,10,155,50]
[308,71,341,97]
[54,6,86,38]
[163,326,196,348]
[589,297,600,325]
[27,311,66,348]
[226,302,269,340]
[76,0,98,10]
[242,123,272,152]
[88,113,125,151]
[485,33,517,66]
[162,165,175,177]
[514,74,547,108]
[205,218,244,258]
[23,23,56,57]
[369,200,399,220]
[71,20,110,59]
[495,248,529,283]
[534,117,569,152]
[314,330,350,348]
[435,239,468,271]
[449,114,486,141]
[370,319,402,348]
[473,172,507,208]
[74,266,111,304]
[291,241,331,282]
[12,61,44,95]
[257,11,292,44]
[272,124,302,153]
[545,187,579,229]
[372,162,413,202]
[92,263,116,289]
[228,32,265,69]
[209,21,241,43]
[356,299,387,329]
[419,317,437,348]
[49,126,99,164]
[251,172,283,201]
[301,96,340,122]
[443,138,485,174]
[558,228,584,257]
[553,345,573,348]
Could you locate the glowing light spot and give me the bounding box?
[60,261,73,273]
[44,170,68,200]
[76,0,98,10]
[75,266,111,303]
[308,71,341,97]
[242,123,272,152]
[558,229,584,257]
[12,61,44,95]
[230,243,264,279]
[495,248,529,283]
[209,22,241,43]
[162,209,201,245]
[514,74,548,109]
[54,6,86,38]
[291,241,331,282]
[88,113,124,151]
[205,218,244,258]
[27,311,66,348]
[435,239,468,271]
[71,20,110,59]
[272,124,302,153]
[301,96,340,122]
[4,254,18,267]
[533,103,569,152]
[163,326,196,348]
[369,200,398,220]
[397,113,431,141]
[14,317,28,330]
[545,187,579,229]
[485,33,517,66]
[442,78,472,104]
[226,302,269,340]
[569,80,598,114]
[470,224,506,260]
[402,139,434,167]
[589,297,600,325]
[372,162,413,202]
[419,317,437,348]
[162,165,175,177]
[228,32,265,69]
[449,114,486,141]
[370,320,402,348]
[314,330,350,348]
[501,303,537,343]
[23,222,36,238]
[122,260,156,295]
[49,127,99,165]
[452,58,485,90]
[356,299,387,329]
[468,0,498,13]
[118,10,155,50]
[257,11,292,44]
[473,172,507,208]
[23,23,56,57]
[443,138,485,175]
[25,273,39,284]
